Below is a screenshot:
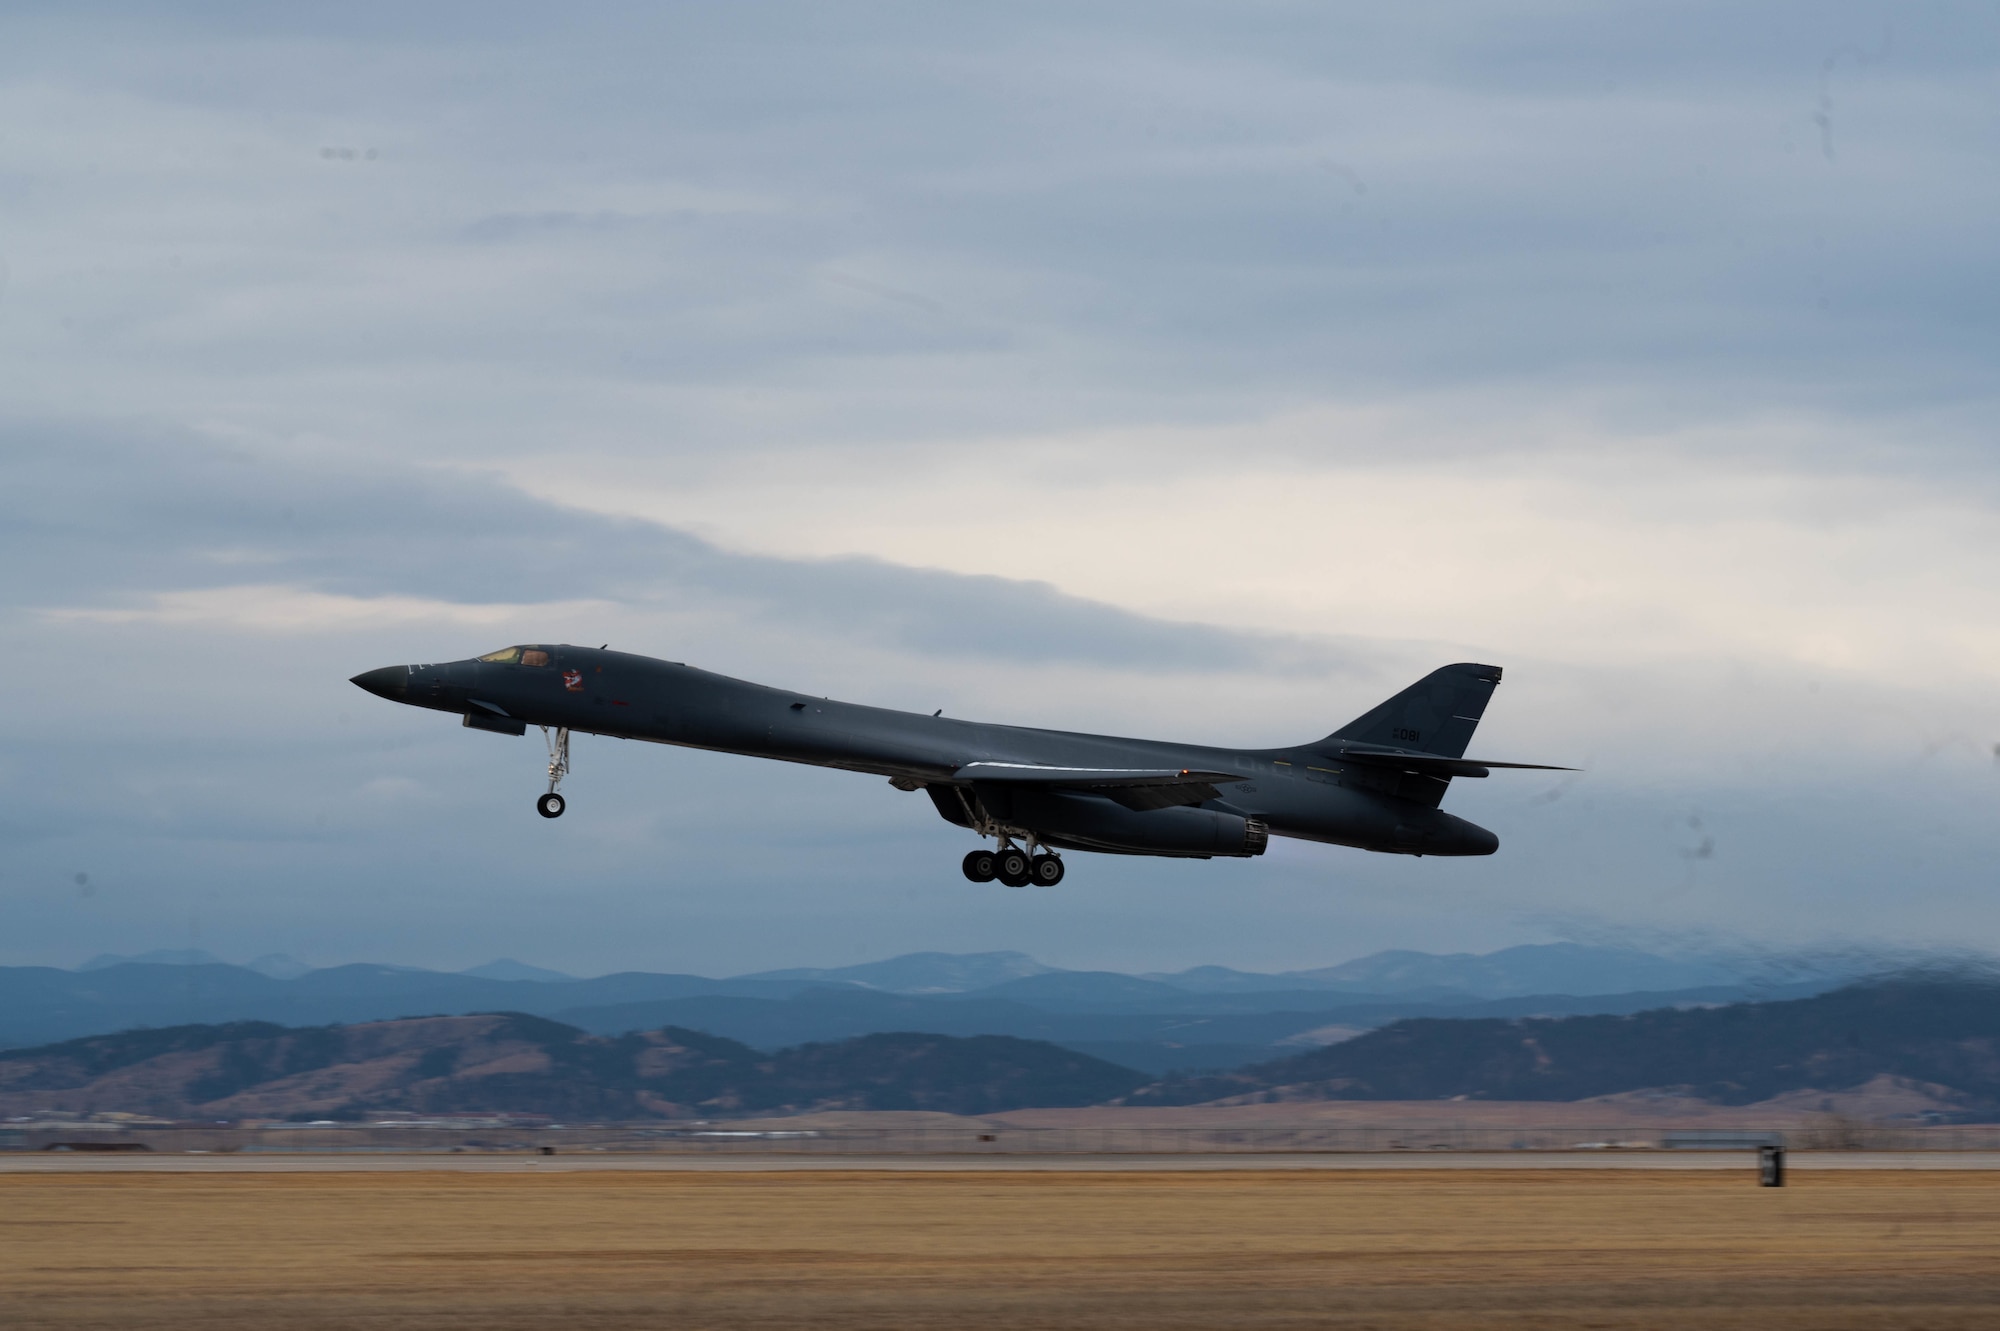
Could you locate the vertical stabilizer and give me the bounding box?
[1321,663,1503,758]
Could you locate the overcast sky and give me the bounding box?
[3,2,1997,976]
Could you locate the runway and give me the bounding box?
[8,1149,2000,1172]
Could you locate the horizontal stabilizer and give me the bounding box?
[1332,744,1575,779]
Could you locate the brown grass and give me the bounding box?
[5,1169,2000,1329]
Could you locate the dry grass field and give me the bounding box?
[5,1168,2000,1330]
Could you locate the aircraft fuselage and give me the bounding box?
[352,645,1514,870]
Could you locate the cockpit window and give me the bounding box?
[479,645,552,666]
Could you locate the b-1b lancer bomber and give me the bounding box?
[351,648,1567,886]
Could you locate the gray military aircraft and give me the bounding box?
[351,647,1566,886]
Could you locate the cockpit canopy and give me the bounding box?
[477,645,553,667]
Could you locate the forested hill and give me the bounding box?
[1124,979,2000,1111]
[0,1015,1147,1120]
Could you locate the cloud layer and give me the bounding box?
[3,2,1997,973]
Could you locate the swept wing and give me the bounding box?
[951,762,1237,811]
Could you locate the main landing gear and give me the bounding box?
[962,844,1064,887]
[950,787,1063,886]
[536,726,570,819]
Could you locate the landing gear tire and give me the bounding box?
[1030,853,1064,886]
[996,848,1032,887]
[962,849,998,883]
[536,726,571,821]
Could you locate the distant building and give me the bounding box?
[370,1113,554,1129]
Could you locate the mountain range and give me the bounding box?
[6,979,1998,1122]
[0,945,1856,1072]
[62,943,1749,999]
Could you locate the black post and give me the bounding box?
[1758,1143,1785,1187]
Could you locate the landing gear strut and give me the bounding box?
[952,788,1063,886]
[536,726,570,819]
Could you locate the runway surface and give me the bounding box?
[7,1149,2000,1172]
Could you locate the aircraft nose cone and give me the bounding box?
[349,666,407,701]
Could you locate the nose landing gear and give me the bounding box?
[536,726,570,819]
